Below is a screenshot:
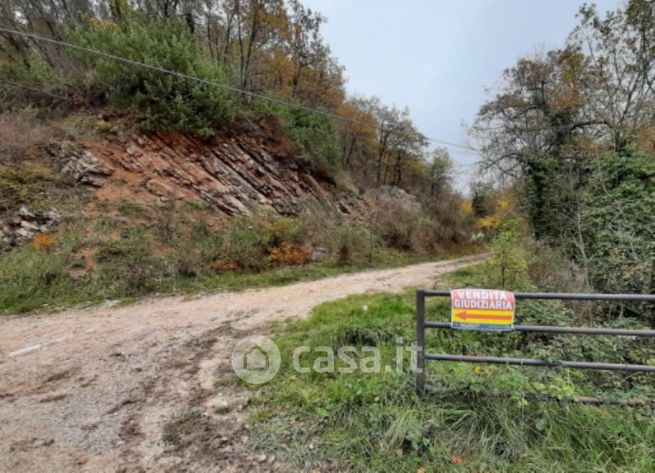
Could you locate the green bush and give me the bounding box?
[579,148,655,296]
[283,108,340,173]
[487,218,530,290]
[66,17,234,137]
[266,216,307,247]
[250,101,341,173]
[220,216,274,271]
[0,54,69,86]
[0,161,58,211]
[325,222,382,265]
[218,214,315,271]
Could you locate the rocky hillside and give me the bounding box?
[1,115,358,252]
[0,0,474,315]
[55,120,337,216]
[0,110,473,314]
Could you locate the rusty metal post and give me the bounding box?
[416,290,426,394]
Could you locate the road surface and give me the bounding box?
[0,254,487,472]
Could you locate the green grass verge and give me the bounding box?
[245,266,655,472]
[0,233,471,314]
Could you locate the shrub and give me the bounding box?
[219,216,273,271]
[268,241,310,267]
[367,187,441,252]
[108,255,169,295]
[487,218,530,289]
[174,248,204,277]
[579,148,655,295]
[0,55,70,110]
[1,54,66,83]
[524,239,588,293]
[372,211,439,253]
[283,108,340,173]
[250,101,341,173]
[266,217,306,247]
[217,214,314,271]
[326,222,382,265]
[66,17,234,137]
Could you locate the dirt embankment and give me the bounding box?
[0,254,487,473]
[54,118,346,218]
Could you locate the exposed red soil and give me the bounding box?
[76,119,335,217]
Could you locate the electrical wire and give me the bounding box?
[0,26,480,154]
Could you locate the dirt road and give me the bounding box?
[0,254,486,472]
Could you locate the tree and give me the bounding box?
[572,1,655,148]
[387,117,426,186]
[474,1,655,236]
[334,97,376,169]
[427,148,453,197]
[286,0,327,98]
[473,0,655,296]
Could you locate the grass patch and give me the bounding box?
[245,267,655,472]
[0,212,472,314]
[176,249,454,293]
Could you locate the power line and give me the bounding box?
[0,26,480,154]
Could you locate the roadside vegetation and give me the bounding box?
[0,1,480,314]
[472,0,655,299]
[0,0,653,471]
[0,0,458,192]
[0,194,479,313]
[245,245,655,472]
[234,1,655,463]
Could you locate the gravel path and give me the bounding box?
[0,254,487,472]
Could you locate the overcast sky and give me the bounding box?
[302,0,622,186]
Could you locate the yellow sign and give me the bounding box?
[451,289,515,331]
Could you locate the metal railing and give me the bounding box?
[416,290,655,393]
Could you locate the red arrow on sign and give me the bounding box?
[456,312,512,321]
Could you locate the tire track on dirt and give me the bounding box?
[0,253,487,472]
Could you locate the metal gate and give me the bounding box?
[416,290,655,393]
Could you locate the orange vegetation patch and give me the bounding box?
[31,233,56,251]
[268,242,310,266]
[79,247,97,271]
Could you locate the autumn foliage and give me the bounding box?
[0,0,461,205]
[31,233,55,251]
[268,241,310,266]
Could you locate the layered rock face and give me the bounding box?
[0,206,60,249]
[55,124,334,216]
[1,122,356,250]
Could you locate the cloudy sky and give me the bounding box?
[302,0,622,186]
